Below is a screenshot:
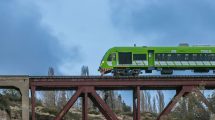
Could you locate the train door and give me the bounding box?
[148,50,155,66]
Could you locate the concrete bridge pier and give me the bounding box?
[0,76,29,120]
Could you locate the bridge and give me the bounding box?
[0,75,215,120]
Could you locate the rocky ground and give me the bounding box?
[0,104,157,120]
[0,101,22,120]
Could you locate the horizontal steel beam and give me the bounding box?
[29,76,215,90]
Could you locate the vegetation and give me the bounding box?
[0,94,11,115]
[0,89,22,119]
[0,86,215,120]
[169,93,211,120]
[41,107,58,115]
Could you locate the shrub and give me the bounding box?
[41,108,58,115]
[89,110,100,115]
[0,94,11,115]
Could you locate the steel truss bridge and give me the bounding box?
[0,75,215,120]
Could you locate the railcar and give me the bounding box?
[98,44,215,76]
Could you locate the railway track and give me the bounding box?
[29,75,215,79]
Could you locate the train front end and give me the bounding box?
[99,48,116,75]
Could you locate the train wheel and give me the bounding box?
[131,69,141,76]
[113,69,136,76]
[112,69,124,76]
[132,73,139,77]
[113,73,119,77]
[112,70,120,77]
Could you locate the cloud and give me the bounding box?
[33,0,123,75]
[109,0,215,45]
[0,0,80,75]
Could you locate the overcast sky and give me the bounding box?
[1,0,215,75]
[2,0,215,108]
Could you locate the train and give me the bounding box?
[98,44,215,76]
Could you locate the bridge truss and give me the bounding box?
[29,76,215,120]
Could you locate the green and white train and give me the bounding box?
[98,44,215,76]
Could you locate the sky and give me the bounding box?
[1,0,215,75]
[1,0,215,108]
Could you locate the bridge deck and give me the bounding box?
[30,75,215,89]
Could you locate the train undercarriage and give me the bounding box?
[110,68,215,76]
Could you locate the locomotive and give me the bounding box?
[98,44,215,76]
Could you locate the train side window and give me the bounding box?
[112,53,116,61]
[196,54,200,61]
[208,54,212,61]
[189,54,193,61]
[182,54,186,61]
[162,54,166,61]
[201,54,204,61]
[192,54,197,61]
[213,54,215,61]
[171,54,176,61]
[176,54,181,61]
[155,54,161,61]
[167,54,171,61]
[118,52,132,64]
[210,54,215,61]
[185,54,189,61]
[176,54,185,61]
[133,54,146,61]
[160,54,163,61]
[203,54,207,61]
[207,54,209,61]
[199,53,208,61]
[107,53,116,61]
[199,54,203,61]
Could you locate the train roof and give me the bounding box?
[106,46,215,53]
